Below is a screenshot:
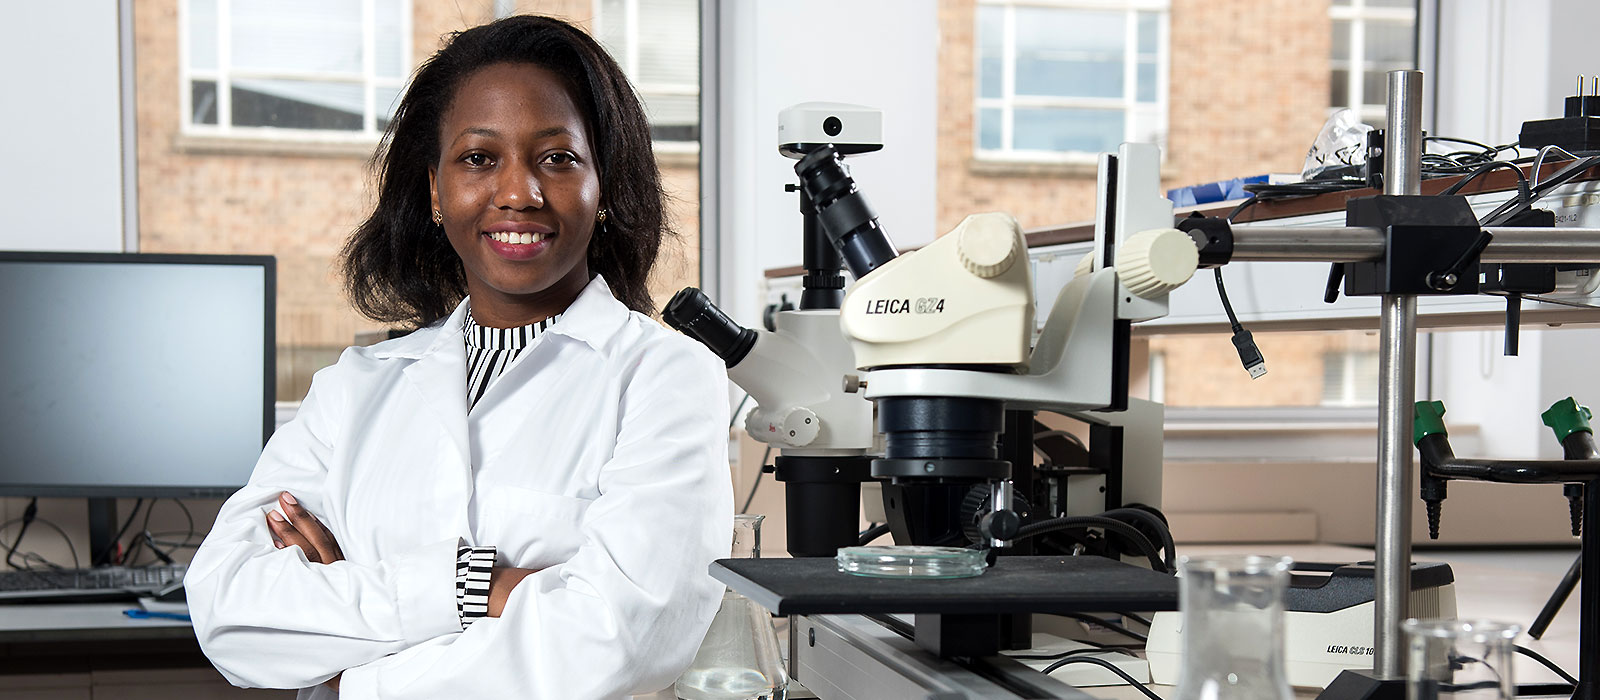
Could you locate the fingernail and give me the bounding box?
[281,492,298,505]
[269,510,286,522]
[274,541,285,549]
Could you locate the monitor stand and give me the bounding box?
[87,497,119,567]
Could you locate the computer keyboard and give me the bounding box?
[0,564,185,603]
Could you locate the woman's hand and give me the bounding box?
[265,491,344,564]
[488,566,538,617]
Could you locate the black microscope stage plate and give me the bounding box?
[711,555,1178,616]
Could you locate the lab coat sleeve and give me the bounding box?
[336,339,734,699]
[185,354,462,689]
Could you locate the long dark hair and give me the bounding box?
[342,14,668,327]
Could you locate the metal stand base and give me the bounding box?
[1317,669,1406,700]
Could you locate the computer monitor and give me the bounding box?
[0,252,275,500]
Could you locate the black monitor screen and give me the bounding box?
[0,253,274,497]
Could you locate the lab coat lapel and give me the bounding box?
[401,307,472,474]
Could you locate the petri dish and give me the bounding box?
[836,546,988,579]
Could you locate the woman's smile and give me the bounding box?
[482,221,557,261]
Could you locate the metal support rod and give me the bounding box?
[1226,226,1600,264]
[1374,69,1423,680]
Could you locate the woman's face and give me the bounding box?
[429,62,601,325]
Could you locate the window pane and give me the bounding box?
[1331,68,1349,107]
[1361,70,1388,107]
[188,0,218,71]
[1014,7,1124,99]
[375,85,402,130]
[1364,20,1414,65]
[191,80,219,125]
[637,0,698,85]
[374,0,405,79]
[597,0,628,59]
[231,79,363,130]
[978,107,1003,151]
[1331,19,1350,61]
[1014,108,1123,153]
[1137,59,1157,103]
[1367,0,1415,7]
[642,92,698,142]
[977,5,1003,100]
[1137,11,1158,55]
[230,0,363,75]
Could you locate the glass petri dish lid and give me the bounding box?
[836,545,988,579]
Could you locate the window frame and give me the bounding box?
[1329,0,1417,125]
[592,0,701,154]
[178,0,413,144]
[974,0,1169,165]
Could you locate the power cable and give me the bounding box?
[1041,656,1162,700]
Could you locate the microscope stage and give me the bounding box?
[711,555,1178,616]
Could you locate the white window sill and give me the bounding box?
[175,132,379,160]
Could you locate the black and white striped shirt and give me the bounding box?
[463,309,561,411]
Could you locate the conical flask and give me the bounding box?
[1171,555,1295,700]
[675,514,789,700]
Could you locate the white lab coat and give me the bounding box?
[186,276,733,699]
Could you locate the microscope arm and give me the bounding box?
[664,287,872,452]
[729,328,871,451]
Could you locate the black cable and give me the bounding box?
[1041,656,1162,700]
[1215,199,1267,378]
[1215,268,1242,331]
[3,515,80,571]
[1014,516,1169,573]
[856,523,891,546]
[739,445,773,515]
[1117,611,1153,628]
[1439,160,1530,196]
[1098,507,1176,572]
[1008,646,1136,661]
[1052,612,1150,644]
[4,497,38,570]
[1482,155,1600,225]
[92,498,143,566]
[1514,645,1579,686]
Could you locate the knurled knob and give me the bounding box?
[1074,251,1096,278]
[957,212,1022,278]
[1115,228,1198,299]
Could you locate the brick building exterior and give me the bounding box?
[132,0,1367,406]
[132,0,698,400]
[935,0,1333,233]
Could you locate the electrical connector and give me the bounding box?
[1231,329,1267,379]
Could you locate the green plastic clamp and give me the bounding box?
[1541,397,1593,443]
[1414,401,1448,444]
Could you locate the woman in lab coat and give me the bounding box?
[184,15,733,699]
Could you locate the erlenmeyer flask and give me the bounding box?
[1403,619,1519,700]
[1171,555,1296,700]
[675,514,789,700]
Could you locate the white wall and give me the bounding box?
[712,0,939,326]
[1434,0,1600,149]
[0,1,127,252]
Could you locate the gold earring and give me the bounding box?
[432,210,443,225]
[596,208,608,224]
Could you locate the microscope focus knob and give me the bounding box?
[747,406,821,447]
[956,212,1022,278]
[1115,228,1198,299]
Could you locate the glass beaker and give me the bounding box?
[675,514,788,700]
[1171,555,1295,700]
[1403,619,1519,700]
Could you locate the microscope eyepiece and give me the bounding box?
[663,287,757,368]
[795,145,899,280]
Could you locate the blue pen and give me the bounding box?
[123,609,191,622]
